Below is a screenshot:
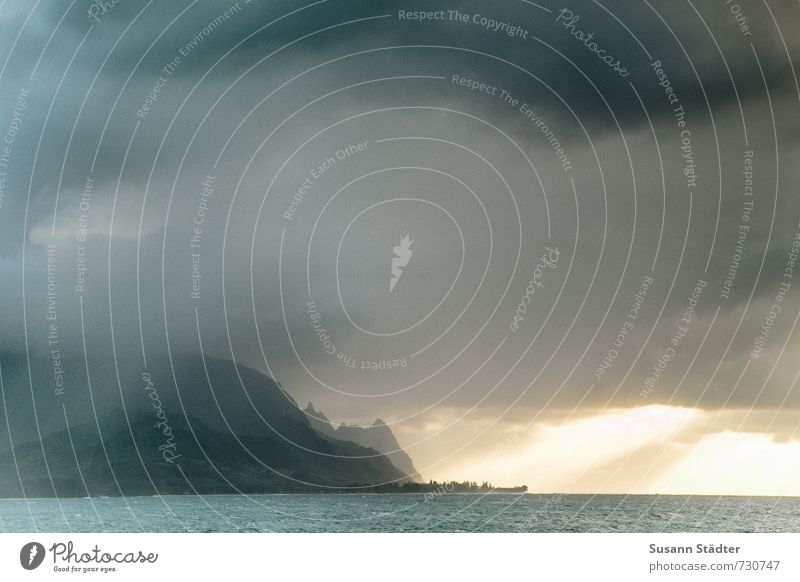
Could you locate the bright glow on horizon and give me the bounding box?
[439,405,800,496]
[649,431,800,496]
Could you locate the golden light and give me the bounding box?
[444,406,800,496]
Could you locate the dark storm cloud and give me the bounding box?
[9,0,799,166]
[0,0,799,444]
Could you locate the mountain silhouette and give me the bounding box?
[305,402,420,481]
[0,353,407,496]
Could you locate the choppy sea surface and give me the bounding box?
[1,494,797,532]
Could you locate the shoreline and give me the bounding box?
[2,492,799,501]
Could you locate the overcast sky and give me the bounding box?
[1,0,799,493]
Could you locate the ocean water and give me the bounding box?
[0,494,797,533]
